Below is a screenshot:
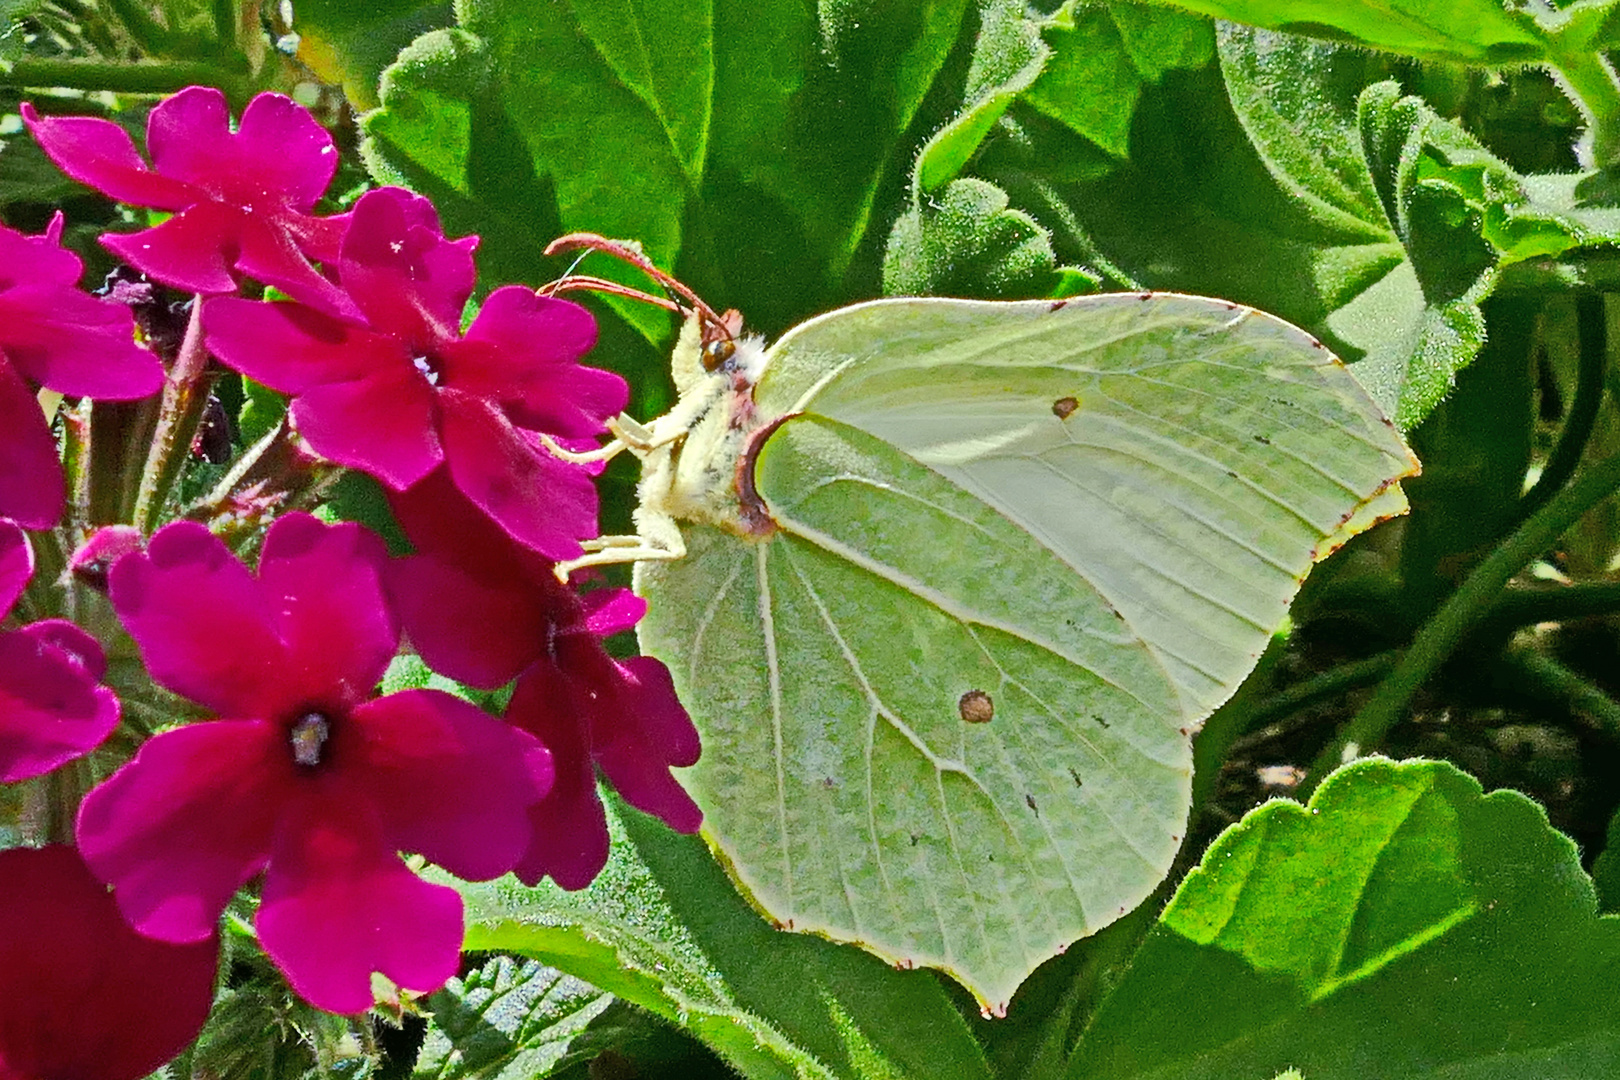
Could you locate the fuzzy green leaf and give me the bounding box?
[1068,758,1620,1079]
[1123,0,1548,64]
[453,796,991,1080]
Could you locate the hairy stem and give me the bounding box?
[134,300,215,534]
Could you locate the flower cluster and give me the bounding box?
[2,85,702,1065]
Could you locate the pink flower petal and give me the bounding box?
[338,188,475,338]
[202,297,397,393]
[0,620,119,782]
[102,202,242,295]
[235,214,363,321]
[0,357,65,529]
[156,89,337,211]
[343,688,551,880]
[385,550,549,689]
[507,663,610,889]
[109,520,288,716]
[0,846,217,1080]
[0,213,87,290]
[439,390,598,560]
[0,286,160,399]
[0,518,32,617]
[257,794,463,1014]
[77,719,289,942]
[592,656,703,832]
[582,588,648,638]
[447,290,624,438]
[290,365,442,489]
[22,103,197,209]
[143,85,233,189]
[256,515,397,709]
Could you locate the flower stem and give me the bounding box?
[1304,447,1620,795]
[2,58,248,98]
[133,299,214,535]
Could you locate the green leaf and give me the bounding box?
[637,294,1415,1013]
[1022,2,1213,160]
[290,0,453,109]
[883,178,1068,298]
[912,0,1048,195]
[1067,758,1620,1079]
[411,956,616,1078]
[1124,0,1548,64]
[363,0,979,347]
[453,795,990,1080]
[1022,28,1600,430]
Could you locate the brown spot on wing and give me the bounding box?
[959,690,994,723]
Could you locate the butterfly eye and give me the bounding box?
[701,338,736,372]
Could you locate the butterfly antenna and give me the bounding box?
[543,232,735,340]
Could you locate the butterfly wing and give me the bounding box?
[636,294,1416,1013]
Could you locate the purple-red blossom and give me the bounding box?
[387,472,700,889]
[24,87,356,319]
[0,845,217,1080]
[202,186,625,559]
[0,519,120,782]
[0,216,162,528]
[77,513,553,1013]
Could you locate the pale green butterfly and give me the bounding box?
[542,235,1417,1016]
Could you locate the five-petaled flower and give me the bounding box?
[0,845,217,1080]
[0,216,163,529]
[76,513,554,1013]
[0,518,122,782]
[202,186,626,559]
[388,471,700,889]
[24,87,357,319]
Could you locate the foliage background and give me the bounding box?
[10,0,1620,1076]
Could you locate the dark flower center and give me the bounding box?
[289,712,331,767]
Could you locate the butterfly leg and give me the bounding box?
[551,505,686,582]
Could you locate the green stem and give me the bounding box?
[1549,49,1620,169]
[1230,652,1400,749]
[1492,645,1620,741]
[1304,448,1620,795]
[134,300,214,534]
[1522,294,1607,517]
[1,59,245,97]
[1483,581,1620,631]
[102,0,182,55]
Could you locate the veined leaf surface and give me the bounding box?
[636,295,1417,1012]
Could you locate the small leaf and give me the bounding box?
[883,178,1061,297]
[1023,2,1213,160]
[1067,758,1620,1079]
[411,956,615,1078]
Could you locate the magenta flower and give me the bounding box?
[77,513,553,1013]
[0,845,217,1080]
[0,519,121,782]
[506,590,701,888]
[24,87,356,319]
[386,472,700,889]
[202,186,625,559]
[0,215,162,528]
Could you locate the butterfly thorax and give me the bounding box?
[635,317,774,538]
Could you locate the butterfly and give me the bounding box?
[541,234,1417,1015]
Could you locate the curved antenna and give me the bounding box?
[541,232,735,340]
